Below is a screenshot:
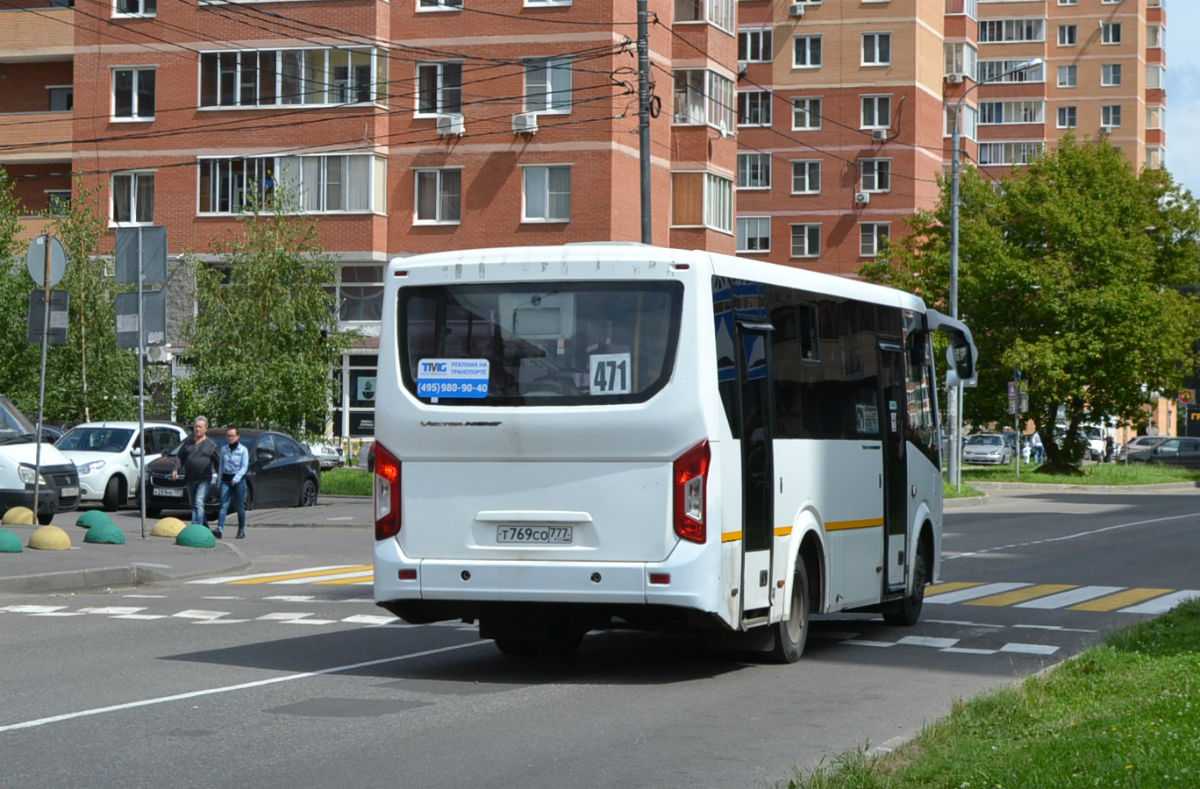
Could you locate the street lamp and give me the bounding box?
[947,57,1041,490]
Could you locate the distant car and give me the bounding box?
[1127,437,1200,469]
[358,440,375,472]
[962,433,1013,466]
[56,421,187,510]
[1119,435,1168,463]
[141,428,321,518]
[306,441,345,470]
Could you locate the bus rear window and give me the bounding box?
[399,282,683,405]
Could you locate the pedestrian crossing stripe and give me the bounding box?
[926,582,1200,614]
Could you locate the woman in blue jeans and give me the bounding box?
[217,426,250,539]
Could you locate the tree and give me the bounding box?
[0,167,43,408]
[861,137,1200,469]
[178,192,353,436]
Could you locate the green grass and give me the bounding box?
[320,468,372,496]
[786,600,1200,789]
[962,462,1200,486]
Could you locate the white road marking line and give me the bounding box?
[78,607,146,615]
[2,605,68,614]
[0,642,490,733]
[273,572,372,585]
[941,647,998,655]
[1120,589,1200,614]
[257,612,316,621]
[1014,586,1122,609]
[342,615,398,625]
[263,595,317,602]
[999,643,1059,655]
[172,609,230,620]
[842,640,895,648]
[924,583,1030,604]
[187,565,359,584]
[944,511,1200,561]
[112,614,168,620]
[897,636,959,649]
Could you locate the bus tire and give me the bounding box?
[768,563,810,664]
[883,540,928,626]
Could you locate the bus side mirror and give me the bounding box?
[945,333,975,386]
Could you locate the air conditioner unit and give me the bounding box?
[787,3,805,18]
[1099,125,1114,135]
[146,345,173,364]
[854,191,871,206]
[512,112,539,134]
[946,73,964,84]
[871,129,888,141]
[435,113,465,136]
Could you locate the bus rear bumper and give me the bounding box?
[373,538,718,623]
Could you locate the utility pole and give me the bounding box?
[637,0,651,244]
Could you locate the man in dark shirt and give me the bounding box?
[173,416,221,526]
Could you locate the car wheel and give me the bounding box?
[243,483,255,511]
[102,476,123,512]
[298,478,318,507]
[146,506,162,518]
[767,562,810,664]
[884,540,929,626]
[36,510,53,525]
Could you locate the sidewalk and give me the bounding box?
[0,496,372,595]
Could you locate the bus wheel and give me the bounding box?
[768,563,810,664]
[883,542,928,626]
[493,638,539,656]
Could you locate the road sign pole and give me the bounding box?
[32,235,53,521]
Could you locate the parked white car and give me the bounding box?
[56,421,187,510]
[306,441,345,470]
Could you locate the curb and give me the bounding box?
[0,549,251,594]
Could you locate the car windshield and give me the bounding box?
[967,435,1002,446]
[0,397,36,441]
[57,427,135,453]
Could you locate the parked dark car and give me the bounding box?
[1119,435,1168,463]
[141,428,320,518]
[1127,437,1200,469]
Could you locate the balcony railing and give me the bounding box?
[0,7,73,56]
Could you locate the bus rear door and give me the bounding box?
[736,321,775,621]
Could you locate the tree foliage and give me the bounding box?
[0,168,43,407]
[861,137,1200,467]
[178,193,353,436]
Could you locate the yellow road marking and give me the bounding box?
[925,581,983,597]
[229,565,373,585]
[1069,588,1173,611]
[313,575,374,585]
[967,584,1078,607]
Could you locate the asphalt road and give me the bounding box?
[2,486,1198,789]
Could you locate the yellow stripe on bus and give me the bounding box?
[967,584,1078,607]
[825,518,884,531]
[721,531,743,543]
[925,581,983,597]
[774,526,793,537]
[229,565,374,585]
[1069,588,1173,611]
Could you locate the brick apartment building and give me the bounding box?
[0,0,1169,442]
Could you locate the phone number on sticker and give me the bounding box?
[417,381,488,396]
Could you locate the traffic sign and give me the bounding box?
[1180,389,1196,406]
[25,234,67,287]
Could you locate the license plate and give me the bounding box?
[153,487,185,498]
[497,525,573,544]
[60,486,78,497]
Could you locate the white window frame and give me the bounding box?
[1056,105,1076,129]
[672,69,735,134]
[736,216,771,254]
[978,141,1044,166]
[979,59,1044,83]
[524,57,573,114]
[1101,63,1122,87]
[522,165,571,223]
[525,0,572,5]
[860,95,891,130]
[790,223,820,258]
[736,153,771,190]
[790,160,820,194]
[197,154,384,215]
[1057,24,1076,47]
[860,158,891,193]
[859,222,889,257]
[792,96,821,130]
[861,32,891,66]
[112,67,155,121]
[793,35,822,69]
[705,173,733,234]
[199,49,383,108]
[979,19,1045,44]
[416,61,463,116]
[1101,22,1121,45]
[113,0,154,16]
[1057,64,1077,88]
[414,168,462,225]
[738,28,773,63]
[1146,106,1164,130]
[978,100,1044,125]
[417,0,463,9]
[111,171,154,226]
[1101,104,1122,128]
[737,91,772,127]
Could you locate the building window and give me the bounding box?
[46,191,72,215]
[790,224,820,258]
[114,0,154,16]
[113,68,155,120]
[1147,25,1164,49]
[330,265,384,322]
[200,49,382,107]
[523,165,571,222]
[979,59,1043,83]
[944,42,978,79]
[112,172,154,224]
[672,69,735,133]
[417,0,462,8]
[526,0,572,5]
[670,171,732,233]
[198,154,384,214]
[737,153,771,189]
[1101,22,1121,45]
[861,95,891,129]
[48,86,73,111]
[417,61,463,115]
[414,168,461,224]
[859,223,889,257]
[1146,147,1163,170]
[1057,65,1077,87]
[1058,0,1077,4]
[1147,66,1165,90]
[792,97,821,130]
[1101,105,1122,128]
[791,160,820,194]
[978,141,1043,165]
[675,0,734,33]
[860,159,891,193]
[862,33,891,66]
[524,57,572,113]
[738,28,773,62]
[737,91,772,126]
[736,216,771,253]
[1057,24,1076,46]
[978,100,1044,125]
[979,19,1044,44]
[1101,64,1122,87]
[1146,106,1164,130]
[793,35,822,68]
[1056,106,1076,129]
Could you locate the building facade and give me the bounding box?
[0,0,1169,443]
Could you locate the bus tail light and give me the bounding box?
[673,440,710,543]
[374,442,402,540]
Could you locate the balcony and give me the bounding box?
[0,7,73,60]
[0,111,72,162]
